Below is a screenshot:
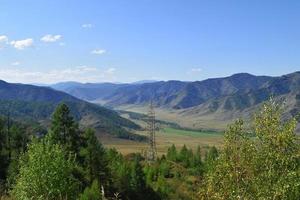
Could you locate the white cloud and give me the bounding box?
[10,38,34,50]
[91,49,106,55]
[0,66,118,84]
[0,35,9,49]
[11,61,20,66]
[59,42,66,46]
[82,23,93,28]
[40,34,62,42]
[104,67,116,74]
[187,68,202,75]
[0,35,8,43]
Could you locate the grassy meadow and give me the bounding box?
[100,126,223,155]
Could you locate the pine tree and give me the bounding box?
[129,157,146,198]
[10,124,28,155]
[81,128,109,187]
[166,144,177,162]
[190,146,203,176]
[0,117,8,189]
[204,146,218,172]
[79,180,102,200]
[178,145,192,167]
[49,103,80,154]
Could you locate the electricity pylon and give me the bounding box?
[146,100,157,162]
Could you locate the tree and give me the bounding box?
[49,103,80,154]
[129,157,146,198]
[200,100,300,199]
[178,145,192,167]
[159,160,171,178]
[10,124,28,155]
[0,117,6,155]
[190,146,203,176]
[166,144,177,162]
[203,146,218,172]
[12,137,80,200]
[81,128,109,186]
[79,180,102,200]
[252,100,300,199]
[0,117,8,193]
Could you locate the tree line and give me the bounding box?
[0,100,299,199]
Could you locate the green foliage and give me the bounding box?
[189,146,203,176]
[81,128,109,186]
[200,99,300,199]
[50,103,81,154]
[0,98,143,141]
[158,160,171,178]
[166,144,177,162]
[12,138,80,200]
[129,157,146,192]
[2,99,298,200]
[204,146,218,172]
[79,180,102,200]
[145,145,206,199]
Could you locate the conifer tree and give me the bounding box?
[166,144,177,161]
[204,146,218,172]
[81,128,109,186]
[129,157,146,198]
[0,117,8,185]
[190,146,203,175]
[79,180,102,200]
[50,103,80,154]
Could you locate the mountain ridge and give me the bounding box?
[0,80,143,140]
[47,71,300,131]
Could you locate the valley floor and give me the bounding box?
[114,104,235,131]
[100,127,223,155]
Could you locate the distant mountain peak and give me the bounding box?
[230,72,255,77]
[131,80,158,84]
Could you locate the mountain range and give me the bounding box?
[0,80,142,140]
[50,72,300,131]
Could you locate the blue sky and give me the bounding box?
[0,0,300,83]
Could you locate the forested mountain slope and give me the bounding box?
[0,80,141,140]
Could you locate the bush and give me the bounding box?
[11,138,80,200]
[199,100,300,199]
[79,180,102,200]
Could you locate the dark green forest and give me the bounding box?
[0,100,299,200]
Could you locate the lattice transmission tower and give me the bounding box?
[146,100,157,162]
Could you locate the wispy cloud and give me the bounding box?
[10,38,34,50]
[0,35,8,49]
[104,67,116,74]
[0,35,8,43]
[41,34,62,42]
[187,68,202,75]
[11,61,20,66]
[82,23,93,28]
[91,49,106,55]
[0,66,117,84]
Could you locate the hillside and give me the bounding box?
[51,82,128,101]
[50,80,158,101]
[110,72,300,131]
[49,72,300,131]
[0,80,142,140]
[102,73,272,109]
[196,71,300,113]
